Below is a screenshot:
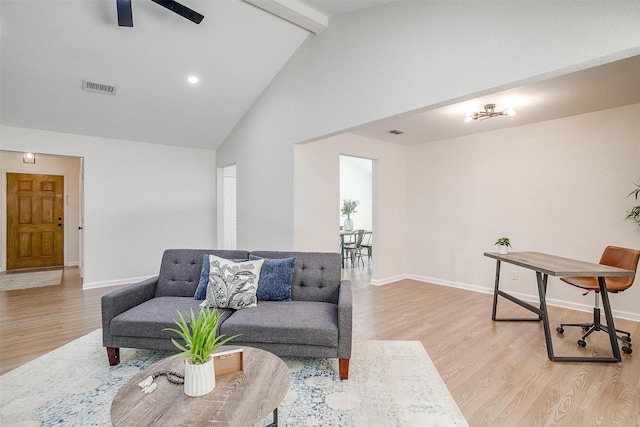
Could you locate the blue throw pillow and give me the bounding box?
[250,255,296,301]
[193,255,247,300]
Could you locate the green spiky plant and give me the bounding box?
[164,308,240,365]
[626,181,640,227]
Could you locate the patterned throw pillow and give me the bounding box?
[200,255,264,309]
[193,255,247,300]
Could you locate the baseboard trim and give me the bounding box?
[370,274,407,286]
[83,275,154,290]
[405,274,640,323]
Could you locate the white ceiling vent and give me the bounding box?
[82,80,117,95]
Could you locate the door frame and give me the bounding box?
[217,164,237,250]
[0,152,83,273]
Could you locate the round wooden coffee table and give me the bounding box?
[111,346,290,427]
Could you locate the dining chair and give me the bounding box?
[556,246,639,355]
[344,230,365,267]
[359,231,373,263]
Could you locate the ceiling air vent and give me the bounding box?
[82,80,117,95]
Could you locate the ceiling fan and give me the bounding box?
[116,0,204,27]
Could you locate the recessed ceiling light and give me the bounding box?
[187,76,199,84]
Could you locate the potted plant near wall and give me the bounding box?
[626,181,640,227]
[164,308,239,397]
[341,199,359,231]
[495,237,512,255]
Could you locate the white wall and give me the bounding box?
[407,104,640,320]
[0,126,217,287]
[0,151,81,270]
[294,133,407,282]
[340,155,372,231]
[217,0,640,253]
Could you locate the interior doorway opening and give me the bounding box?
[0,151,83,275]
[339,155,374,269]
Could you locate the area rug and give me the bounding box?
[0,270,62,291]
[0,331,468,426]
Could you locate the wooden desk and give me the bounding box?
[111,346,290,426]
[484,251,635,362]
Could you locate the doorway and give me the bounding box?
[220,165,237,250]
[1,151,83,273]
[339,155,373,268]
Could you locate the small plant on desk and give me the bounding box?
[495,237,512,255]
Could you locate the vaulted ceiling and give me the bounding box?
[1,0,638,151]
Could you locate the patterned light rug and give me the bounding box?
[0,270,62,291]
[0,331,468,426]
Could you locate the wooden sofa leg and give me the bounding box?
[107,347,120,366]
[339,358,349,380]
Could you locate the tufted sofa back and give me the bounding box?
[250,251,342,304]
[155,249,250,297]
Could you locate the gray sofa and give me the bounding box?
[101,249,352,379]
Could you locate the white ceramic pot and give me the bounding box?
[184,357,215,397]
[498,245,509,255]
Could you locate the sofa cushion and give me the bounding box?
[156,249,250,298]
[219,301,338,347]
[250,251,341,303]
[249,255,295,301]
[110,297,233,340]
[200,255,264,310]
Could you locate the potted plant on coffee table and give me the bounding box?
[495,237,512,255]
[164,307,239,397]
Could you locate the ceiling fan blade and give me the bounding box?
[150,0,204,24]
[116,0,133,27]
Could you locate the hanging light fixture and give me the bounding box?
[465,104,516,122]
[23,152,36,164]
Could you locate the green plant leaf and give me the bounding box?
[163,307,241,364]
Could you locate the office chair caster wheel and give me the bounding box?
[556,327,564,334]
[581,326,590,332]
[577,339,587,347]
[622,346,632,354]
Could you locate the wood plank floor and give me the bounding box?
[1,265,639,426]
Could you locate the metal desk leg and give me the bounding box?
[599,277,622,361]
[492,260,542,322]
[491,260,501,320]
[535,271,555,361]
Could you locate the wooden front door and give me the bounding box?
[6,173,64,270]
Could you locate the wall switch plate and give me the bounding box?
[511,270,518,280]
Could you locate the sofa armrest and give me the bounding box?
[101,276,159,346]
[337,280,353,359]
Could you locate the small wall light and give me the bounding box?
[23,152,36,164]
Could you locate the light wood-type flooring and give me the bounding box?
[1,265,639,426]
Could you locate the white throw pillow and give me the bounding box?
[200,255,264,310]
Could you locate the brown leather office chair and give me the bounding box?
[556,246,640,354]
